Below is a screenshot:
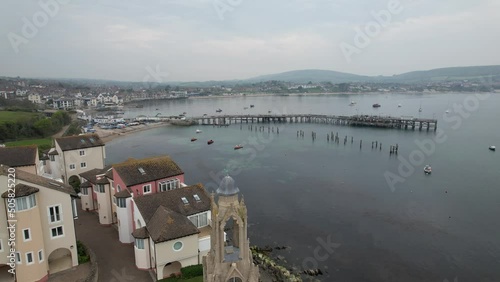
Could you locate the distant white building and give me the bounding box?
[28,93,42,104]
[53,98,75,110]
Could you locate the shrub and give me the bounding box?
[181,264,203,279]
[77,240,90,264]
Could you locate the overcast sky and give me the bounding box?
[1,0,499,82]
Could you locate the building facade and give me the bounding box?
[42,134,106,184]
[0,146,40,175]
[0,165,78,282]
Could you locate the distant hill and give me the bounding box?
[245,69,372,84]
[240,65,500,84]
[385,65,500,83]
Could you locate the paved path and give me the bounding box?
[74,201,153,282]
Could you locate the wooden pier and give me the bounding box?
[191,114,437,131]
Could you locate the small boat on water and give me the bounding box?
[191,138,197,142]
[445,110,450,114]
[234,144,243,150]
[398,104,402,107]
[424,165,432,174]
[372,103,381,108]
[489,146,496,151]
[183,112,187,115]
[350,101,356,106]
[216,109,222,113]
[250,105,254,108]
[196,129,202,133]
[268,110,272,113]
[207,140,214,145]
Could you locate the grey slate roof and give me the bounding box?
[113,156,183,187]
[134,183,210,221]
[1,183,39,198]
[132,227,149,239]
[0,165,76,196]
[79,166,111,185]
[147,206,199,243]
[0,145,37,167]
[80,181,92,188]
[133,184,210,243]
[55,134,104,151]
[114,189,131,198]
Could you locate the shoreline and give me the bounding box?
[96,122,171,143]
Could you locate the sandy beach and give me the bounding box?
[95,122,171,143]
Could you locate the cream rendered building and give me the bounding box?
[132,184,212,280]
[44,134,106,184]
[0,165,78,282]
[0,146,40,175]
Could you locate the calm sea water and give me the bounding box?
[107,93,500,282]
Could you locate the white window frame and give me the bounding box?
[38,249,44,262]
[135,239,144,249]
[188,212,208,228]
[81,187,88,195]
[97,184,105,193]
[69,164,76,170]
[26,252,34,265]
[16,252,21,264]
[79,150,85,156]
[116,198,126,208]
[50,226,64,239]
[23,228,31,242]
[15,194,37,212]
[80,162,87,168]
[48,205,62,224]
[143,184,151,194]
[159,182,167,192]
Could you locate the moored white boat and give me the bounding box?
[424,165,432,174]
[489,146,496,151]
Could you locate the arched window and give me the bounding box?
[116,184,121,192]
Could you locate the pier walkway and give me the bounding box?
[190,114,438,131]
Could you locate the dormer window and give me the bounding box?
[181,197,189,205]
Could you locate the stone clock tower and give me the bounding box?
[203,175,260,282]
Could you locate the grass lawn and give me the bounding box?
[0,111,40,123]
[158,276,203,282]
[5,138,53,147]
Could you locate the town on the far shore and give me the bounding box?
[1,75,498,112]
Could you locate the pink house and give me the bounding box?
[112,156,186,243]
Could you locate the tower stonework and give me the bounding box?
[203,175,260,282]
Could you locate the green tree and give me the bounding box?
[34,119,54,137]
